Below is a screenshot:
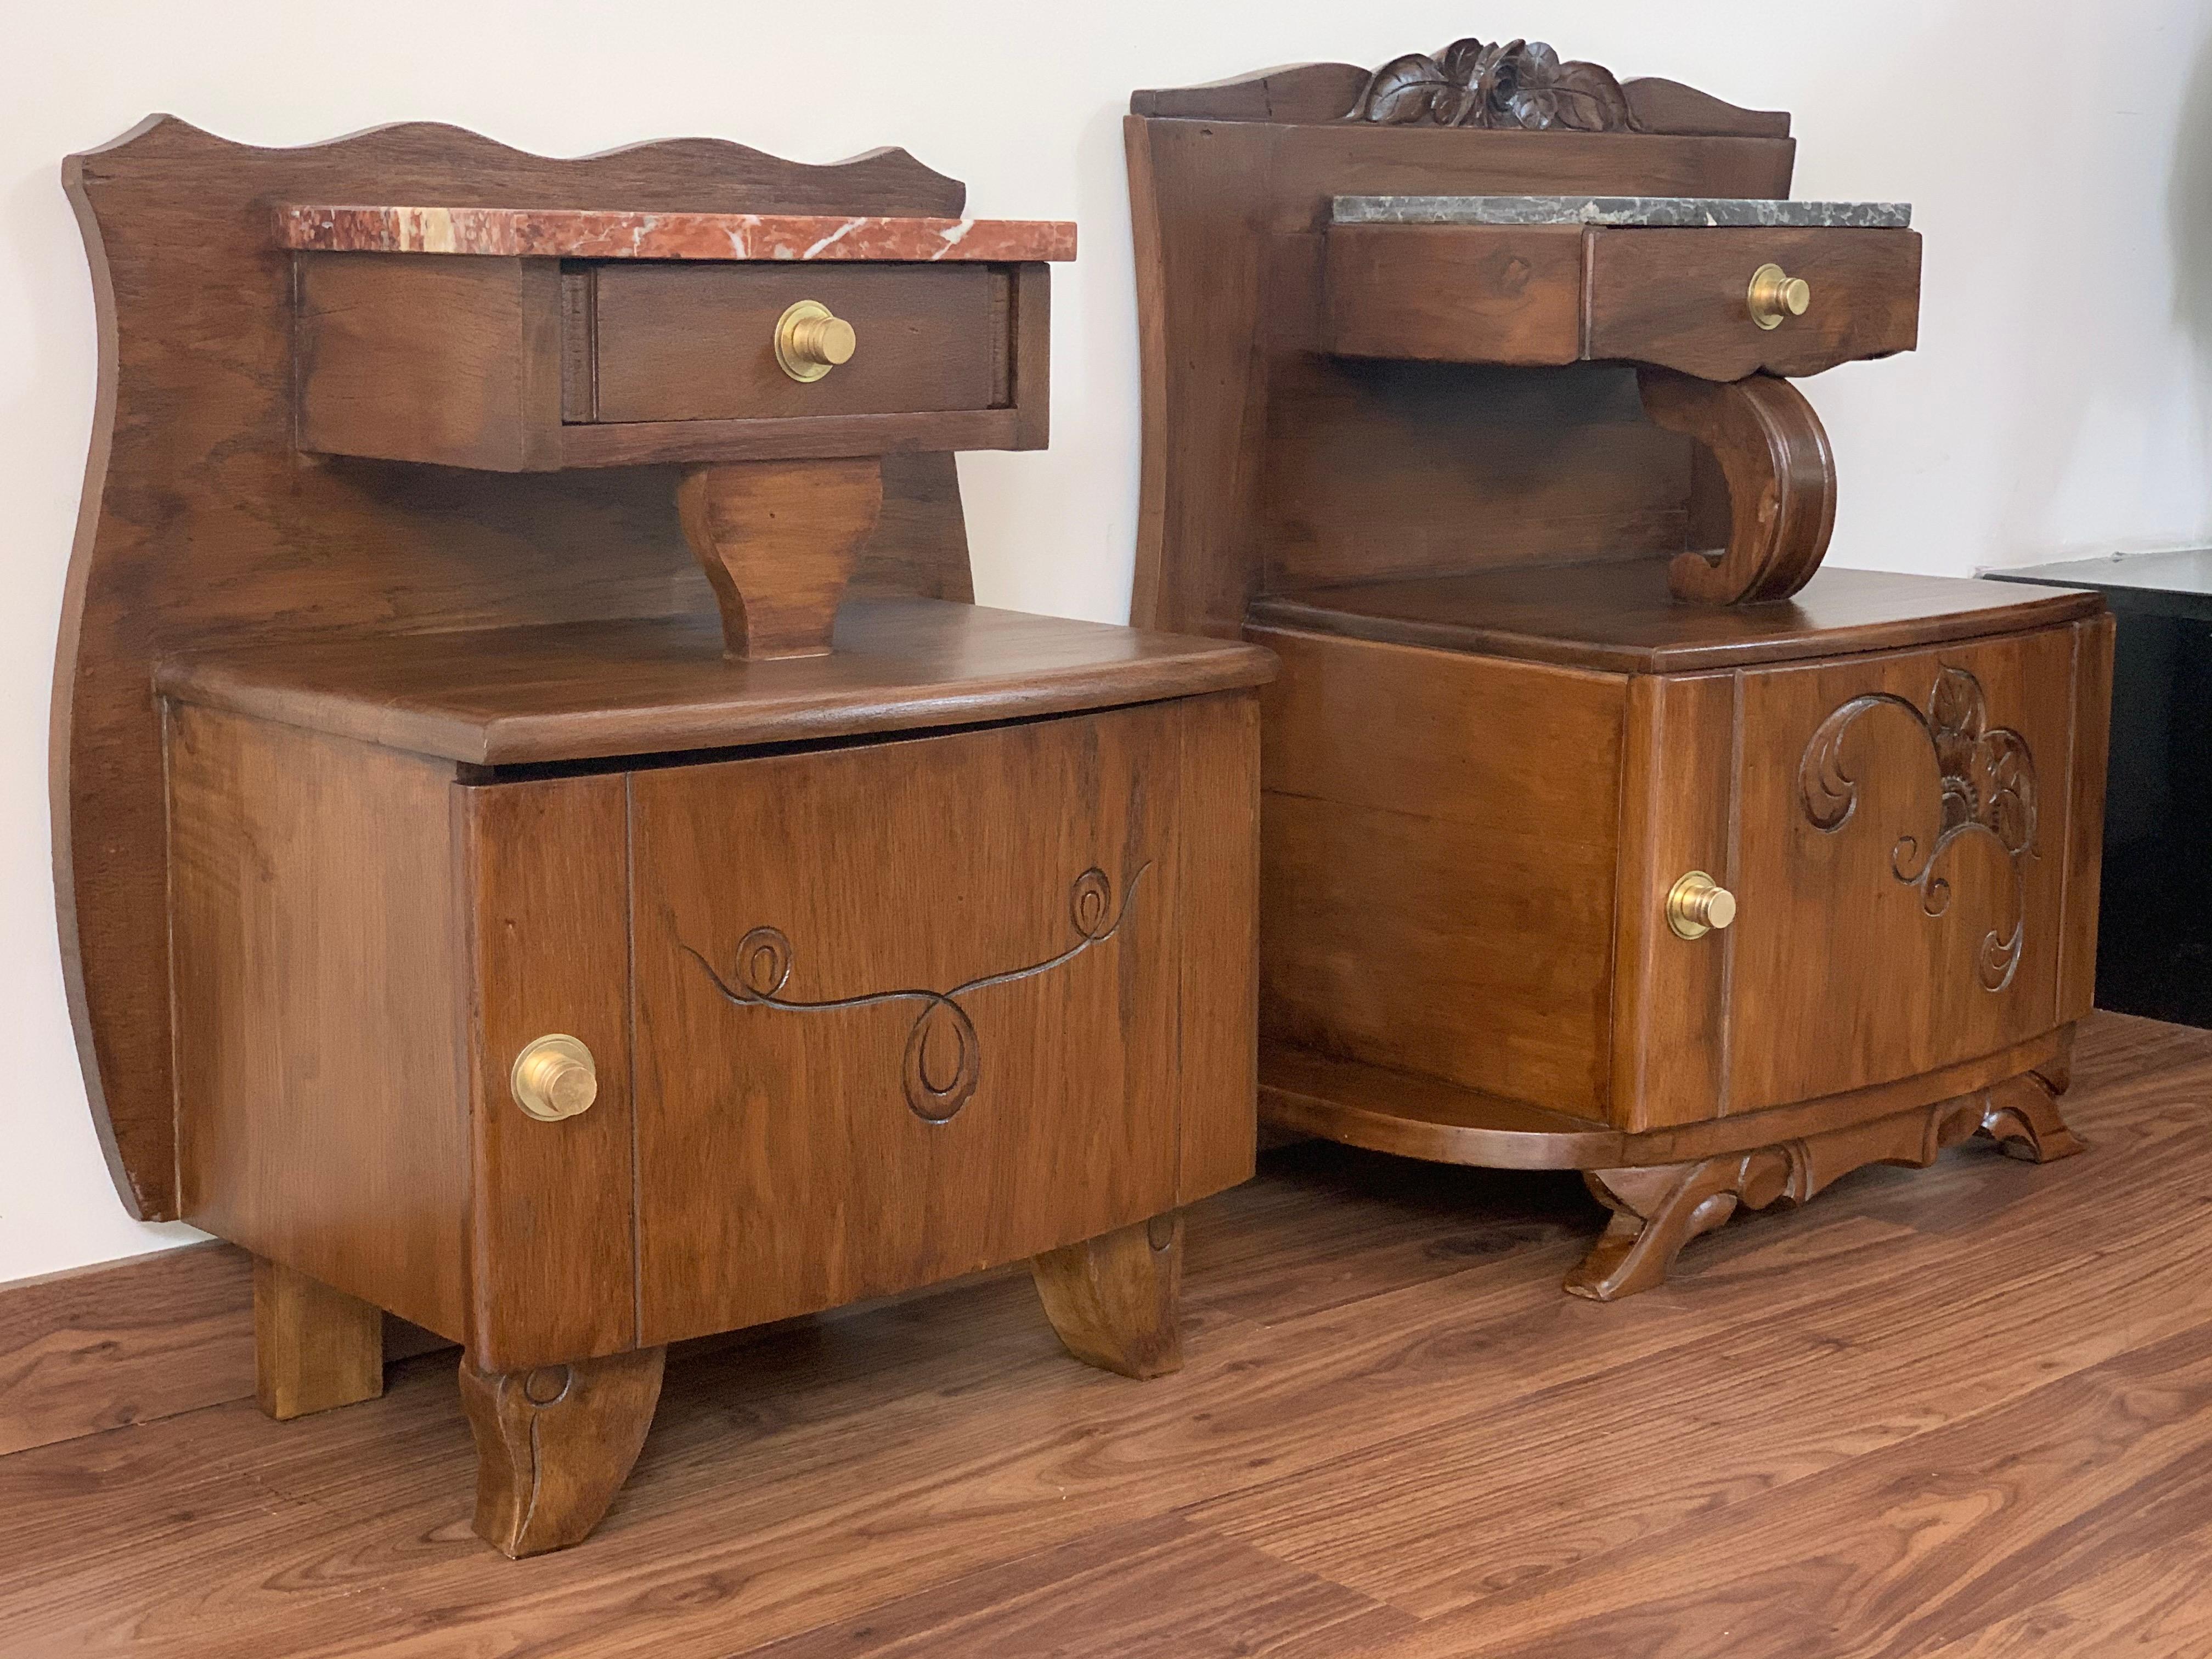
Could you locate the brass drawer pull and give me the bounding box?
[774,299,858,382]
[511,1034,598,1121]
[1747,263,1811,330]
[1667,871,1737,940]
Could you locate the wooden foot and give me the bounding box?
[1566,1050,2087,1301]
[1980,1066,2086,1162]
[676,458,883,659]
[1030,1212,1185,1379]
[253,1257,383,1421]
[458,1347,665,1558]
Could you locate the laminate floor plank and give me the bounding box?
[0,1012,2204,1658]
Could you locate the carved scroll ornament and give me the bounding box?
[687,864,1148,1124]
[1799,667,2037,991]
[1347,38,1638,131]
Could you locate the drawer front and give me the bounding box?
[1585,226,1921,380]
[628,706,1192,1345]
[583,263,1005,423]
[1724,623,2087,1114]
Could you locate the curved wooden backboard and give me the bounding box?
[1124,53,1798,641]
[60,116,979,1217]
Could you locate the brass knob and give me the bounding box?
[1666,871,1738,940]
[774,299,857,382]
[510,1035,597,1121]
[1747,263,1812,330]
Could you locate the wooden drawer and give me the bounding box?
[1324,223,1920,379]
[577,263,1007,423]
[1584,227,1920,380]
[294,252,1048,470]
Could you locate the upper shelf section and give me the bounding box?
[276,205,1076,263]
[1334,195,1909,229]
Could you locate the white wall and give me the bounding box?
[6,0,2211,1281]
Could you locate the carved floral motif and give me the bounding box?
[1799,666,2038,991]
[1346,38,1638,131]
[686,864,1148,1124]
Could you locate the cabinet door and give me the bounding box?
[1728,624,2089,1113]
[629,706,1186,1345]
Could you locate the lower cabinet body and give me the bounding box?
[1246,611,2113,1299]
[165,690,1259,1554]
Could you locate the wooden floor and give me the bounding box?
[7,1011,2212,1657]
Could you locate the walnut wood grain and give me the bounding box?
[677,459,884,659]
[1323,224,1584,364]
[1245,561,2102,675]
[627,706,1198,1345]
[252,1258,383,1421]
[1585,225,1922,380]
[155,599,1274,766]
[60,115,980,1219]
[592,265,1000,424]
[458,775,636,1374]
[1638,368,1836,603]
[169,708,471,1340]
[459,1346,665,1558]
[1030,1213,1186,1380]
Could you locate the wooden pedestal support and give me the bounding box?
[1565,1059,2085,1301]
[250,1207,1189,1555]
[677,458,886,659]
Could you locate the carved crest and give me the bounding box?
[686,864,1148,1124]
[1799,667,2038,991]
[1346,38,1639,131]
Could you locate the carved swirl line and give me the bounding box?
[1797,667,2037,992]
[683,862,1151,1124]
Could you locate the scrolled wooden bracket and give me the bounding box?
[1638,368,1836,606]
[677,457,885,659]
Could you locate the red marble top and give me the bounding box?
[275,205,1075,262]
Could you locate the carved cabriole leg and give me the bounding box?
[1562,1084,2073,1301]
[1980,1050,2087,1163]
[253,1256,383,1421]
[676,457,884,660]
[1030,1212,1184,1380]
[458,1347,666,1558]
[1637,368,1836,605]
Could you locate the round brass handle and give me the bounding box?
[1747,263,1812,330]
[510,1034,598,1121]
[1666,871,1738,940]
[774,299,858,382]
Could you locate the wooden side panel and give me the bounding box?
[1251,628,1627,1117]
[168,707,467,1339]
[629,707,1184,1344]
[296,254,564,469]
[458,777,636,1372]
[2060,612,2116,1022]
[60,117,974,1218]
[1173,690,1262,1204]
[1584,227,1921,380]
[1729,627,2080,1111]
[1324,224,1583,364]
[591,264,997,423]
[1610,672,1737,1131]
